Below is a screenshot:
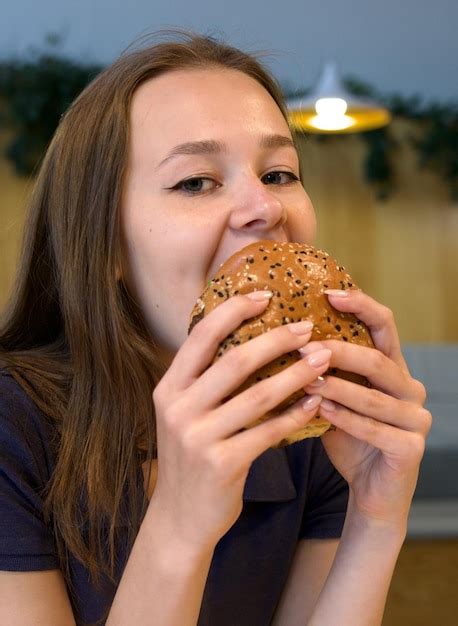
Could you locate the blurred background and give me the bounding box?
[0,1,457,624]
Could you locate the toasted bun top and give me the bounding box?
[189,240,373,352]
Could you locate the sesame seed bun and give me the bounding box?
[188,240,374,448]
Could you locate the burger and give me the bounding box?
[188,240,374,447]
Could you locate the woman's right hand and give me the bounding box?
[149,291,331,553]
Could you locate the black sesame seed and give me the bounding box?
[303,302,308,308]
[234,290,239,295]
[247,276,253,281]
[256,377,262,381]
[280,303,284,309]
[287,271,293,277]
[335,324,341,331]
[295,279,302,284]
[275,262,282,267]
[342,336,348,341]
[353,330,359,336]
[217,291,225,297]
[327,316,331,322]
[280,360,287,365]
[288,306,295,312]
[247,256,254,263]
[263,256,268,260]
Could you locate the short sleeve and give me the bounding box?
[299,438,349,539]
[0,373,59,571]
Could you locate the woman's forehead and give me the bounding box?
[130,67,286,126]
[128,68,291,154]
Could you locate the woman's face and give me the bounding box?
[120,67,317,367]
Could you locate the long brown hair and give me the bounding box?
[0,27,298,608]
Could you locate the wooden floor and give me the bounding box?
[383,539,458,625]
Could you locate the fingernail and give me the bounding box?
[298,341,325,357]
[302,394,322,411]
[306,348,332,368]
[287,320,314,335]
[320,399,336,411]
[246,290,274,301]
[307,375,326,387]
[324,289,350,297]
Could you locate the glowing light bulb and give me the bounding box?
[309,97,355,131]
[315,97,348,117]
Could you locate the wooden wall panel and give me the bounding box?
[296,120,458,343]
[0,130,31,310]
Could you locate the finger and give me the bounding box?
[324,289,409,374]
[318,400,428,463]
[304,375,433,436]
[185,317,318,411]
[218,394,324,460]
[301,339,417,402]
[168,292,274,391]
[200,350,331,441]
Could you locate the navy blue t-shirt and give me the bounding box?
[0,370,349,625]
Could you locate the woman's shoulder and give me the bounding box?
[1,368,48,424]
[0,368,59,476]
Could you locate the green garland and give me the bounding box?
[0,52,102,175]
[0,51,456,201]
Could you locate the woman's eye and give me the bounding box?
[262,171,300,185]
[173,177,218,194]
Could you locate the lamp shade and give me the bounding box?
[286,62,391,133]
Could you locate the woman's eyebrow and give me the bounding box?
[155,134,297,170]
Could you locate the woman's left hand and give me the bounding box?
[302,289,432,528]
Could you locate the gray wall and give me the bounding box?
[1,0,457,101]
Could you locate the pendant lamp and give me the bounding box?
[286,62,391,133]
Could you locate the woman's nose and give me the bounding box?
[228,176,286,231]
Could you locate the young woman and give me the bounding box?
[0,30,431,626]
